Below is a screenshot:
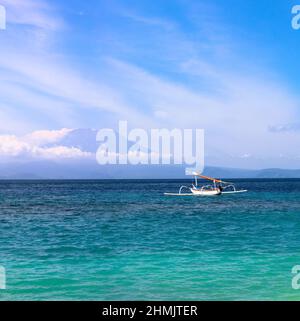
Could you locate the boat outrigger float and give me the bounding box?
[164,173,247,196]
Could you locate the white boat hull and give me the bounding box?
[164,190,247,196]
[190,188,221,196]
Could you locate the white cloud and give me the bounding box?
[32,145,92,159]
[0,130,93,160]
[24,128,73,145]
[0,135,31,157]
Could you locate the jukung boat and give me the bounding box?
[164,173,247,196]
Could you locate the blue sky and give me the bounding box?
[0,0,300,169]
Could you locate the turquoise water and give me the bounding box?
[0,179,300,301]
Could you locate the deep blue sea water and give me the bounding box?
[1,179,300,301]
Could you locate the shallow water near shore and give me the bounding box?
[0,179,300,300]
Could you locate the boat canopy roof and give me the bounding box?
[192,172,231,184]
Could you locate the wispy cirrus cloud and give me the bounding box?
[269,123,300,133]
[1,0,63,30]
[0,0,300,170]
[121,11,175,30]
[102,53,300,168]
[0,0,154,134]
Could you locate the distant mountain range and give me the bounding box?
[203,167,300,179]
[0,161,300,179]
[1,128,300,179]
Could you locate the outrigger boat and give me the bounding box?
[164,173,247,196]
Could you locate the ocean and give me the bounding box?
[0,179,300,301]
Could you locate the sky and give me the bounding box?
[0,0,300,170]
